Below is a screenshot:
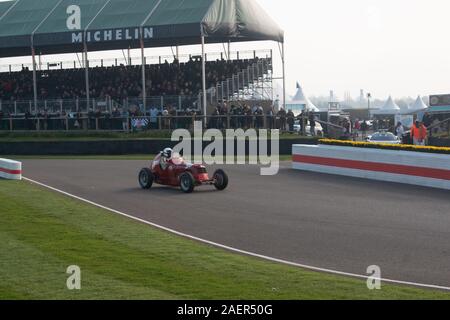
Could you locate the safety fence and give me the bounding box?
[0,114,331,136]
[0,95,200,116]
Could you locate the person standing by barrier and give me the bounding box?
[287,109,295,132]
[354,119,361,138]
[309,113,316,136]
[395,122,405,140]
[410,120,427,146]
[361,120,368,139]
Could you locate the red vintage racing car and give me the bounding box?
[138,152,229,193]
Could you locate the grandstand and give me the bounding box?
[0,0,284,126]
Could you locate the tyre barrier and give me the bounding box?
[292,144,450,190]
[0,158,22,180]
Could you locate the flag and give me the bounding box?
[131,118,149,129]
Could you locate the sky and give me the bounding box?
[1,0,450,100]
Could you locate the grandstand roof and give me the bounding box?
[0,0,284,58]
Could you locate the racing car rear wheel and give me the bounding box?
[179,172,195,193]
[139,168,154,189]
[213,169,229,191]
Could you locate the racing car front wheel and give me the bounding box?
[213,169,229,191]
[179,172,195,193]
[139,168,154,189]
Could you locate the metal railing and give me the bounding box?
[207,58,273,105]
[428,117,450,138]
[0,49,272,73]
[0,114,323,134]
[0,95,201,116]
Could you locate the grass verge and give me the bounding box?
[0,180,449,300]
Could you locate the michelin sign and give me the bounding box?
[71,27,153,43]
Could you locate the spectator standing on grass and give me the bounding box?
[411,120,427,146]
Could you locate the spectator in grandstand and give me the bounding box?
[0,57,261,103]
[149,106,159,130]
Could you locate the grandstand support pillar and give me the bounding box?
[201,36,207,127]
[84,43,90,111]
[140,39,147,112]
[31,46,38,113]
[281,41,286,111]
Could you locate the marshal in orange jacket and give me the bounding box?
[410,124,427,140]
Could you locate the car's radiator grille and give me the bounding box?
[197,168,207,174]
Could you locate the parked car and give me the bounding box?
[294,120,324,136]
[366,131,401,144]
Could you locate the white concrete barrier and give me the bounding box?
[0,158,22,180]
[292,144,450,190]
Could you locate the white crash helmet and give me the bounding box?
[162,148,173,159]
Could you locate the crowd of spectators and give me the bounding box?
[0,57,262,102]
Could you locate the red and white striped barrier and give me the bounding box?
[0,158,22,180]
[292,145,450,190]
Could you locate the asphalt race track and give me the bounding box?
[22,159,450,288]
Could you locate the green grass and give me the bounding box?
[1,180,449,300]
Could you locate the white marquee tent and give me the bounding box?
[374,96,401,115]
[411,95,429,111]
[286,83,320,114]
